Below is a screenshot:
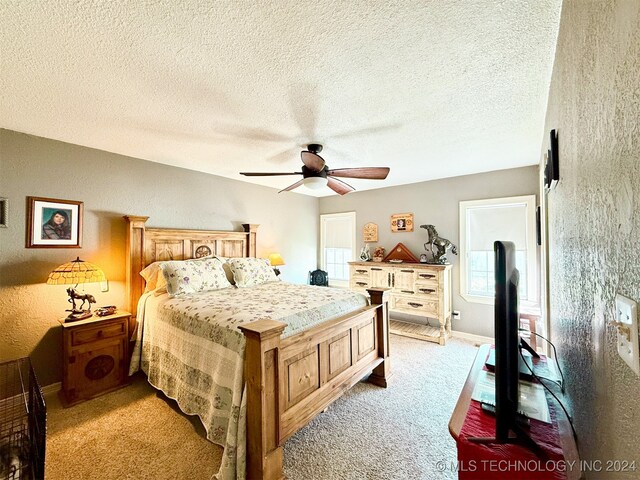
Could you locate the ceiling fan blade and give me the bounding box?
[278,179,305,193]
[301,151,325,172]
[327,177,355,196]
[327,167,390,180]
[240,172,302,177]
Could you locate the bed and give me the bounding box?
[124,216,391,480]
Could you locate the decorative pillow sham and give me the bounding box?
[140,261,167,293]
[227,257,278,288]
[160,257,232,296]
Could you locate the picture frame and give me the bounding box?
[0,197,7,228]
[363,222,378,242]
[544,129,559,190]
[391,213,413,232]
[26,196,83,248]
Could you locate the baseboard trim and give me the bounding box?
[42,382,61,396]
[450,330,493,346]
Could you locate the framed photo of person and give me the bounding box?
[391,213,413,232]
[26,196,83,248]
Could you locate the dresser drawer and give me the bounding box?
[391,295,439,317]
[350,280,370,292]
[71,320,126,346]
[415,285,439,297]
[415,271,438,283]
[351,267,370,276]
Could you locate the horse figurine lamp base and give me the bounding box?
[65,287,97,322]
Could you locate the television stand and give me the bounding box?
[468,406,549,461]
[449,344,580,480]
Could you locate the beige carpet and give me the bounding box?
[45,376,222,480]
[45,335,478,479]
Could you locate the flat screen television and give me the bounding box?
[494,240,522,442]
[470,241,541,455]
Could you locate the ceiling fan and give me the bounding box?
[240,144,390,195]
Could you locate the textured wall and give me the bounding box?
[319,166,539,338]
[542,0,640,475]
[0,129,318,386]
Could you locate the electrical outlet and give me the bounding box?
[614,294,639,376]
[452,310,461,320]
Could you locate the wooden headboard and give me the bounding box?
[123,215,258,324]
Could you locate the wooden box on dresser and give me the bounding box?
[58,311,130,406]
[349,262,452,345]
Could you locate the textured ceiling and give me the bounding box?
[1,1,561,197]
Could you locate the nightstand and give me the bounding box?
[58,311,130,406]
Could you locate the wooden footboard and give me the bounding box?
[239,288,391,479]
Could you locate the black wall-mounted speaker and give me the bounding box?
[544,129,559,190]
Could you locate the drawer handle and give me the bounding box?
[356,269,367,274]
[371,267,383,271]
[97,330,103,338]
[401,290,414,294]
[419,288,436,294]
[356,282,368,286]
[419,274,436,279]
[408,302,423,308]
[400,269,414,273]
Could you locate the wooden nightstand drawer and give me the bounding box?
[71,320,126,346]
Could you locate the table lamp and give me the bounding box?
[47,257,106,321]
[268,253,285,276]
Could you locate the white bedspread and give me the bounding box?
[129,281,368,479]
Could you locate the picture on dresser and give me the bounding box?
[391,213,413,232]
[26,196,83,248]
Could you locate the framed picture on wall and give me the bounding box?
[391,213,413,232]
[26,196,83,248]
[0,197,7,228]
[363,222,378,242]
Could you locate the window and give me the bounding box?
[320,212,356,287]
[459,195,537,305]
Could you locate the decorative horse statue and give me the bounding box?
[420,224,458,264]
[66,287,96,312]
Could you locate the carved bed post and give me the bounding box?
[242,224,259,257]
[123,215,148,338]
[239,319,287,480]
[367,288,392,387]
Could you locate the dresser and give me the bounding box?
[349,262,452,345]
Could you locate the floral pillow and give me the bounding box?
[213,255,236,285]
[160,257,232,296]
[227,257,278,288]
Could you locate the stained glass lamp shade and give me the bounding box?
[47,257,106,321]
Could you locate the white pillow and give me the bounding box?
[160,257,232,296]
[227,257,278,288]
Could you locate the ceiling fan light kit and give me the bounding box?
[239,144,390,196]
[303,176,328,189]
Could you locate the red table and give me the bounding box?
[448,345,580,480]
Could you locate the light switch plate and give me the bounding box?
[615,294,639,376]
